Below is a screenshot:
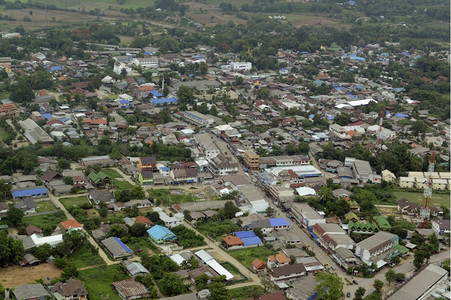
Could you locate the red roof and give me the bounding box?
[135,216,154,226]
[60,219,82,230]
[90,118,107,125]
[223,235,244,246]
[251,258,267,270]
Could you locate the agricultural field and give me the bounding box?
[79,265,129,300]
[60,196,90,210]
[229,246,277,268]
[392,190,450,208]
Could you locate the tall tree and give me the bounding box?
[6,205,24,227]
[353,287,366,300]
[385,269,396,285]
[373,279,384,294]
[314,271,344,300]
[0,230,24,265]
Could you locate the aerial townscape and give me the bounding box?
[0,0,449,299]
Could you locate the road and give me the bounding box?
[47,193,117,266]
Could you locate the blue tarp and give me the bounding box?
[12,187,48,198]
[113,237,133,253]
[395,113,408,118]
[152,97,178,105]
[328,116,335,120]
[120,100,130,104]
[309,114,314,119]
[151,90,164,97]
[310,232,319,240]
[350,56,365,61]
[41,113,52,120]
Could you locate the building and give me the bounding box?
[355,232,399,266]
[123,261,149,277]
[251,258,267,273]
[243,150,260,170]
[230,62,252,71]
[178,111,214,127]
[399,177,416,188]
[387,264,449,300]
[50,278,88,300]
[18,118,54,146]
[147,224,177,244]
[112,279,150,300]
[133,57,158,68]
[138,157,157,171]
[352,159,379,183]
[14,198,36,214]
[290,203,325,228]
[13,284,51,300]
[0,103,19,117]
[397,198,418,215]
[135,216,153,228]
[208,154,239,176]
[269,263,306,282]
[12,187,48,200]
[154,207,184,228]
[138,171,154,185]
[312,223,355,250]
[431,219,450,235]
[101,237,133,259]
[59,219,83,231]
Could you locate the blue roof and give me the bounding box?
[328,116,335,120]
[147,225,176,240]
[313,80,324,85]
[41,113,52,120]
[350,56,365,61]
[12,187,48,198]
[309,114,314,119]
[395,113,408,118]
[269,218,290,227]
[50,66,62,71]
[160,166,170,171]
[144,51,155,55]
[151,90,164,97]
[59,117,70,122]
[119,100,130,104]
[241,236,262,246]
[234,231,257,239]
[348,0,356,4]
[392,88,405,92]
[301,51,308,54]
[152,97,178,105]
[113,237,133,253]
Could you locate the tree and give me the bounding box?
[99,207,108,218]
[0,230,24,265]
[159,273,187,296]
[373,279,383,294]
[61,264,79,280]
[353,287,366,300]
[57,159,71,169]
[223,201,240,219]
[6,205,24,227]
[428,233,439,253]
[130,223,147,237]
[209,278,229,300]
[63,176,73,185]
[31,243,52,261]
[195,273,210,290]
[130,186,146,199]
[110,147,123,160]
[314,271,344,300]
[10,79,34,103]
[177,85,195,105]
[385,269,396,285]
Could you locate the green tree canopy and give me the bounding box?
[314,271,344,300]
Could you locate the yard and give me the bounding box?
[392,190,450,208]
[78,265,129,300]
[228,285,264,299]
[127,236,160,254]
[228,246,277,268]
[102,168,134,190]
[148,189,206,205]
[60,196,90,209]
[65,246,106,269]
[24,210,66,233]
[35,200,57,213]
[196,220,242,239]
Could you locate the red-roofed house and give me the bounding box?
[135,216,154,228]
[59,219,83,231]
[251,258,267,273]
[0,103,19,117]
[222,236,244,249]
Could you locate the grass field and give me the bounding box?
[65,247,105,269]
[0,127,8,141]
[102,168,134,190]
[60,196,90,209]
[24,210,66,232]
[229,246,277,268]
[228,285,264,299]
[35,200,57,213]
[392,190,450,208]
[79,265,129,300]
[148,188,204,205]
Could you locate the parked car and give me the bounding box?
[353,280,358,285]
[346,292,351,297]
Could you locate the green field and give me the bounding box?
[148,188,204,205]
[392,191,450,208]
[60,196,90,209]
[228,285,264,300]
[0,127,8,141]
[79,265,129,300]
[24,210,66,232]
[229,247,277,268]
[65,247,105,269]
[102,168,134,190]
[35,200,57,213]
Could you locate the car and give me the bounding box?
[346,292,351,297]
[331,266,336,271]
[353,280,358,285]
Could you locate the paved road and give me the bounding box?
[47,193,117,266]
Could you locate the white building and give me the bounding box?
[153,207,184,228]
[133,57,159,69]
[230,62,252,71]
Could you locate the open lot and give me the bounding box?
[35,200,57,213]
[228,285,264,299]
[24,210,66,232]
[228,247,277,268]
[392,190,450,208]
[60,196,90,209]
[102,168,134,190]
[148,188,209,205]
[79,265,129,300]
[65,247,106,269]
[0,263,62,287]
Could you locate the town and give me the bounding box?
[0,1,449,299]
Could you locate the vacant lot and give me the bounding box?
[228,285,264,299]
[35,200,57,213]
[79,265,129,300]
[24,210,66,233]
[65,247,106,269]
[60,196,90,209]
[392,190,450,208]
[229,247,277,268]
[102,168,134,190]
[0,263,62,287]
[148,188,206,205]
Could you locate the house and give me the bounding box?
[50,278,88,300]
[208,155,239,176]
[355,232,399,266]
[397,198,418,215]
[147,224,177,244]
[26,225,42,236]
[14,198,36,214]
[138,157,157,171]
[251,258,267,273]
[290,203,325,228]
[13,284,51,300]
[101,237,133,259]
[112,279,150,300]
[12,187,48,199]
[374,216,391,230]
[88,171,112,189]
[333,247,360,270]
[382,169,396,182]
[248,219,272,234]
[135,216,154,228]
[269,218,290,230]
[59,219,83,232]
[269,263,306,282]
[189,211,205,223]
[267,253,291,268]
[222,235,244,250]
[155,207,184,228]
[122,260,149,277]
[138,170,154,185]
[0,202,8,219]
[431,219,450,235]
[332,188,352,198]
[41,170,63,182]
[89,190,115,205]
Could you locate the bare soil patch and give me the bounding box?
[0,263,62,287]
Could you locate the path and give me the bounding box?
[47,193,117,266]
[182,220,262,288]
